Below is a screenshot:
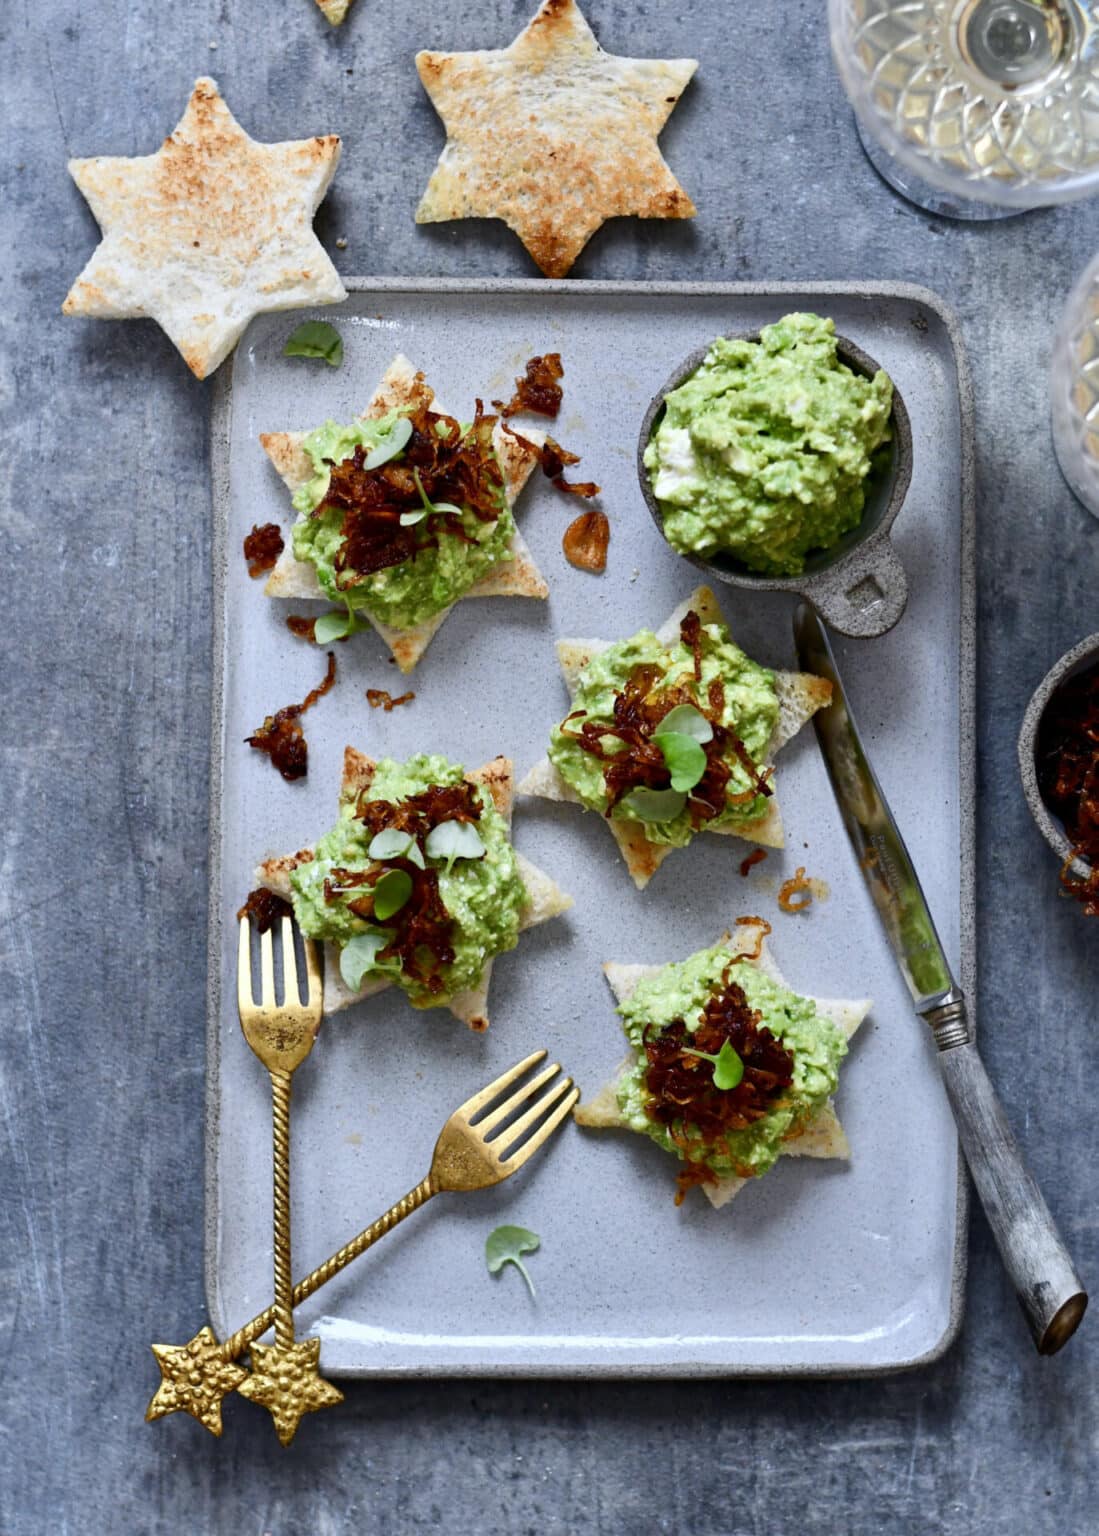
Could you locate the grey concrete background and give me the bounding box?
[2,0,1097,1531]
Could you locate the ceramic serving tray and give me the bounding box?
[207,279,975,1378]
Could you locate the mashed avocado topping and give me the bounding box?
[644,313,894,577]
[547,614,779,847]
[616,942,848,1180]
[291,407,515,629]
[289,753,526,1007]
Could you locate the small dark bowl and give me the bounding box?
[637,332,913,638]
[1018,632,1099,877]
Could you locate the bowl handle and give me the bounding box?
[809,534,908,639]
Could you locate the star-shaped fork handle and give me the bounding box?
[146,1049,577,1437]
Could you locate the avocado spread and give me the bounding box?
[289,753,526,1006]
[547,614,778,847]
[644,313,894,577]
[291,409,515,629]
[616,942,847,1180]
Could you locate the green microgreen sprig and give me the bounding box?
[681,1038,745,1091]
[424,819,487,874]
[485,1225,540,1298]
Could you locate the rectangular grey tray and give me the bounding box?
[207,279,975,1378]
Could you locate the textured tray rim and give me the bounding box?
[205,276,976,1380]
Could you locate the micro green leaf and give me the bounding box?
[619,786,687,823]
[373,868,413,922]
[314,600,369,645]
[314,609,353,644]
[368,829,425,869]
[485,1225,540,1298]
[364,414,413,470]
[425,819,487,873]
[339,930,396,990]
[412,467,465,521]
[657,704,713,744]
[653,731,707,793]
[681,1038,745,1091]
[283,320,343,367]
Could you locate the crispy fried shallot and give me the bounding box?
[245,652,336,781]
[243,522,284,578]
[778,867,814,914]
[285,614,318,642]
[503,422,601,498]
[641,968,795,1203]
[560,611,772,827]
[732,916,772,962]
[492,352,564,419]
[317,402,505,587]
[1038,659,1099,915]
[366,688,416,711]
[562,509,610,572]
[236,887,292,933]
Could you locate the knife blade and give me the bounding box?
[794,602,1087,1355]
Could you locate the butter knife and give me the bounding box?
[794,603,1087,1355]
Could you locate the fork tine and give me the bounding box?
[237,917,254,1011]
[280,916,299,1005]
[476,1062,561,1135]
[500,1085,579,1170]
[455,1050,548,1120]
[259,925,275,1007]
[302,935,322,1010]
[494,1077,574,1156]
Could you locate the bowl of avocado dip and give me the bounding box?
[639,312,912,638]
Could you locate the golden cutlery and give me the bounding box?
[146,1048,577,1436]
[233,913,342,1445]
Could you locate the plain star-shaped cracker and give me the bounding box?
[415,0,697,277]
[314,0,353,23]
[575,926,872,1208]
[518,585,834,889]
[257,749,573,1031]
[260,353,549,672]
[63,78,345,379]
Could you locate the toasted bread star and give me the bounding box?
[258,750,573,1030]
[63,78,345,378]
[518,585,834,889]
[314,0,353,23]
[260,354,548,673]
[415,0,697,277]
[576,927,872,1209]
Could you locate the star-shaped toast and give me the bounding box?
[63,78,345,379]
[314,0,353,23]
[257,749,572,1030]
[415,0,697,277]
[518,585,833,889]
[576,925,872,1208]
[260,354,549,673]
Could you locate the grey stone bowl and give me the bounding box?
[1017,631,1099,875]
[637,333,913,638]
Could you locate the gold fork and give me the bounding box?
[234,913,343,1445]
[146,1050,577,1436]
[222,1047,579,1358]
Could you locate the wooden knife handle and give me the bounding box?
[935,1034,1087,1354]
